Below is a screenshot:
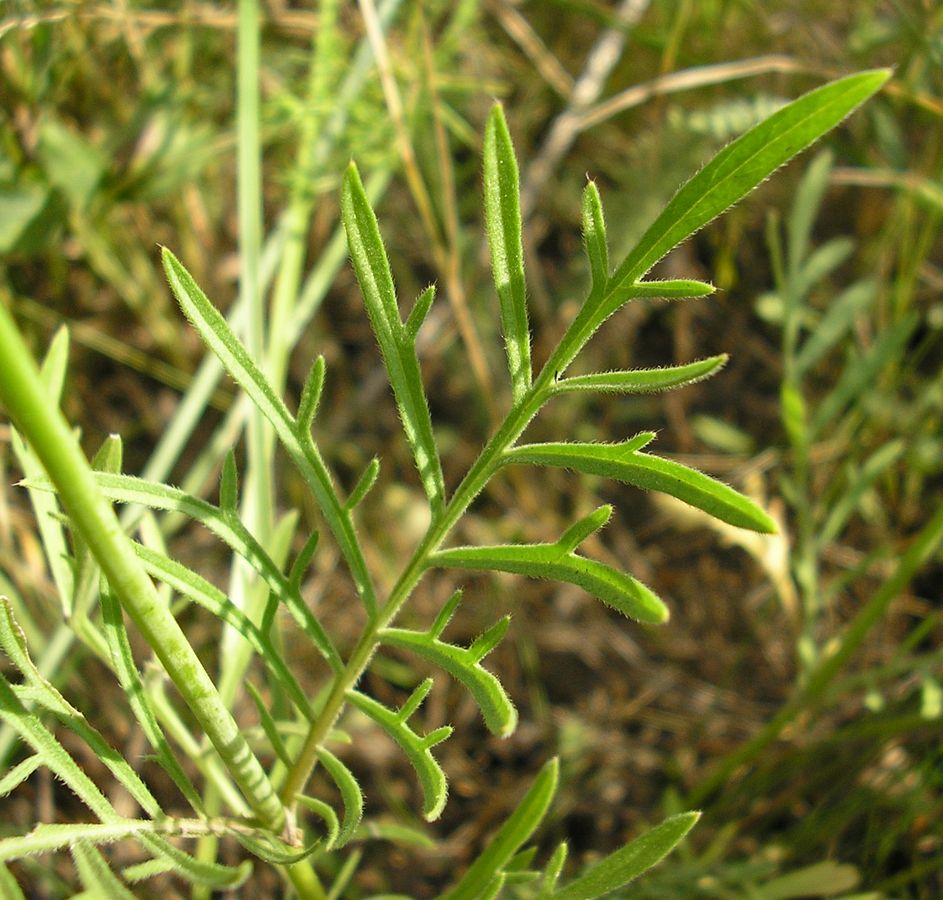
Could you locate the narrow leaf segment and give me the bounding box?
[610,70,891,291]
[162,247,378,616]
[484,103,532,402]
[555,355,728,395]
[341,163,446,517]
[430,540,667,625]
[381,616,517,737]
[506,440,776,533]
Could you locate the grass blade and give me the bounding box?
[484,103,532,402]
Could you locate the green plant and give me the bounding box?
[0,66,890,897]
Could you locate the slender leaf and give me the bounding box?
[538,842,569,898]
[347,458,380,510]
[0,755,42,796]
[297,355,326,435]
[0,663,247,888]
[810,314,917,438]
[555,355,728,395]
[505,440,776,533]
[484,103,531,401]
[219,450,239,512]
[546,70,890,378]
[295,795,340,851]
[10,327,75,613]
[441,757,558,900]
[581,182,608,296]
[792,236,856,303]
[133,543,315,719]
[405,284,436,341]
[0,863,25,899]
[553,811,700,898]
[787,149,834,278]
[70,471,340,671]
[315,747,364,848]
[246,682,292,768]
[341,163,446,515]
[0,602,161,820]
[629,279,715,299]
[430,541,667,625]
[99,581,205,814]
[818,439,905,547]
[610,70,890,291]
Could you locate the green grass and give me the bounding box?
[1,1,941,896]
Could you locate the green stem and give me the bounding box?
[0,302,286,833]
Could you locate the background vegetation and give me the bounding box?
[1,0,941,896]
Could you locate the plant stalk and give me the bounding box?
[0,301,287,834]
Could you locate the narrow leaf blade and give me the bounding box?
[315,747,364,849]
[553,811,699,898]
[609,70,890,289]
[484,103,532,401]
[381,625,518,737]
[506,442,776,534]
[581,182,608,296]
[347,689,451,821]
[556,356,728,395]
[341,163,446,514]
[430,543,668,625]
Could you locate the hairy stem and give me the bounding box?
[0,303,287,834]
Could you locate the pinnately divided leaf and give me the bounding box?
[162,247,377,616]
[347,685,452,822]
[484,103,532,402]
[380,619,518,737]
[429,541,668,624]
[505,440,776,533]
[341,163,446,517]
[544,69,890,380]
[75,471,341,671]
